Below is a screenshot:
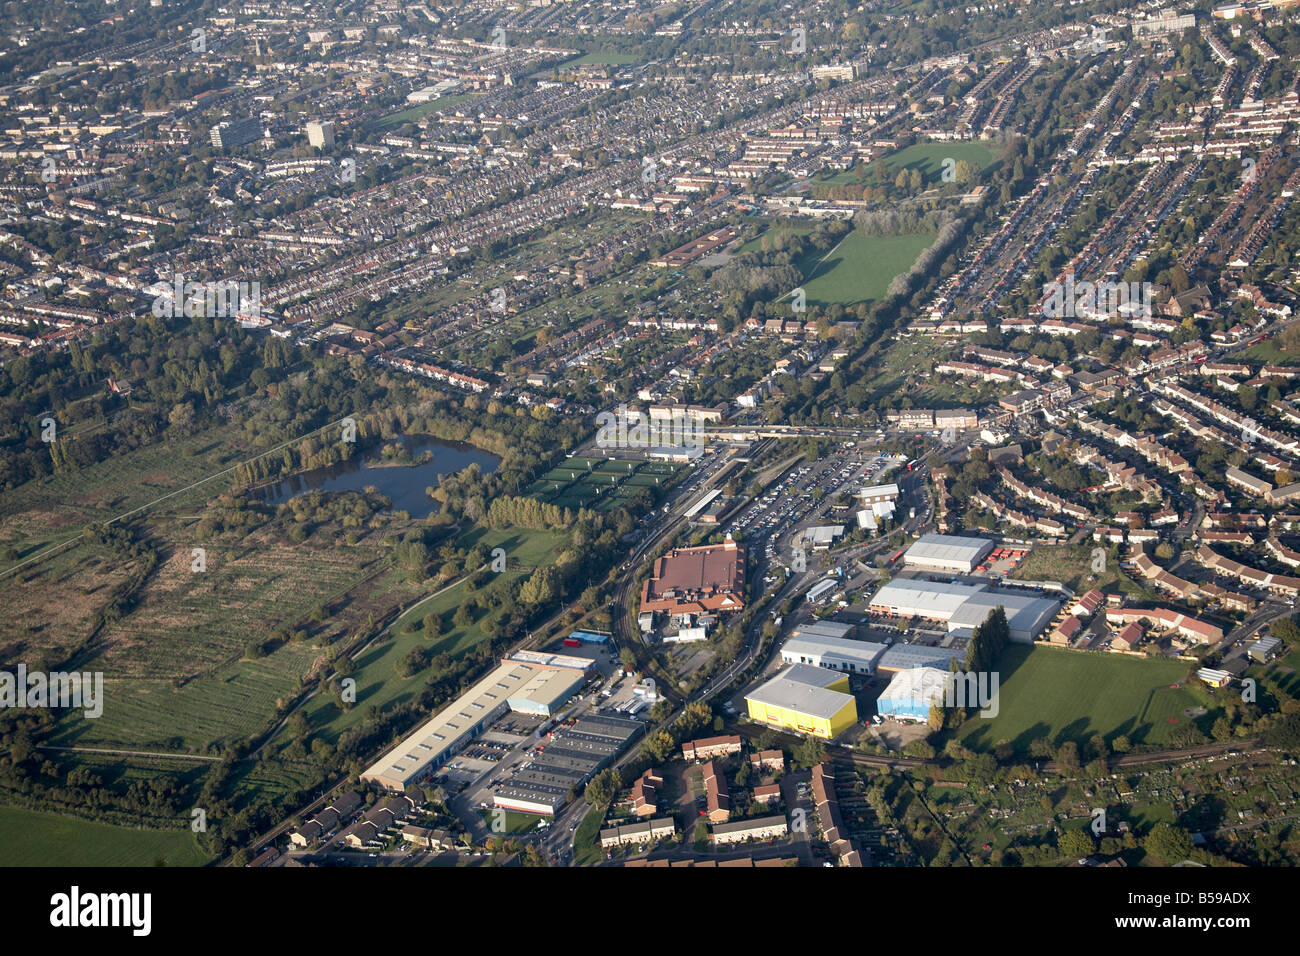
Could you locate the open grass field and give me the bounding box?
[737,224,817,261]
[815,141,1001,191]
[791,230,937,307]
[0,539,151,666]
[372,94,476,129]
[1242,341,1300,366]
[480,808,543,834]
[573,803,606,865]
[0,806,211,867]
[38,520,373,752]
[292,571,524,745]
[957,645,1212,754]
[1250,645,1300,701]
[559,51,641,66]
[0,420,252,562]
[882,141,1001,182]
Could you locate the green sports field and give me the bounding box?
[791,229,936,307]
[560,52,641,66]
[957,645,1213,754]
[372,94,475,129]
[816,141,1001,191]
[882,141,1001,182]
[0,806,211,867]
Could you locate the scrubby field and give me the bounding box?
[286,527,566,746]
[1011,542,1155,599]
[958,645,1212,753]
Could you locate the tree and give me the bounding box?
[1270,615,1300,645]
[904,739,936,759]
[1055,742,1080,774]
[644,730,676,763]
[1059,829,1096,858]
[963,752,998,786]
[1087,734,1108,759]
[1143,823,1193,863]
[168,401,195,431]
[928,702,946,732]
[584,768,622,808]
[423,613,442,638]
[965,605,1010,676]
[794,736,827,768]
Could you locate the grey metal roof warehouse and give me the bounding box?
[947,592,1060,643]
[876,644,966,672]
[792,620,857,641]
[903,533,996,571]
[490,713,644,817]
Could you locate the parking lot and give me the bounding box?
[723,447,905,566]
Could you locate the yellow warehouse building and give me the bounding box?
[745,664,858,739]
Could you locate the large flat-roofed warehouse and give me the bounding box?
[875,644,967,673]
[781,634,888,675]
[793,620,856,641]
[870,578,1060,643]
[903,533,996,573]
[494,713,643,815]
[640,535,746,617]
[360,653,594,792]
[871,579,986,618]
[745,664,858,739]
[946,591,1059,643]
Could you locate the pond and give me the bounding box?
[256,434,500,518]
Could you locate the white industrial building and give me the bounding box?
[903,533,996,572]
[871,578,986,618]
[305,120,334,148]
[858,483,900,505]
[946,591,1059,642]
[360,652,593,791]
[793,620,855,641]
[870,578,1060,643]
[781,633,888,675]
